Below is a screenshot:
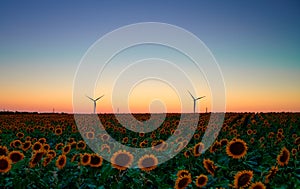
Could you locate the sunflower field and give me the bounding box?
[0,112,299,188]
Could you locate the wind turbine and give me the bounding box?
[187,90,205,113]
[86,95,104,114]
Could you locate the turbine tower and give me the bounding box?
[86,95,104,114]
[187,90,205,113]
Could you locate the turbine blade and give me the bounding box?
[85,95,94,101]
[195,96,205,100]
[187,90,195,100]
[95,95,104,101]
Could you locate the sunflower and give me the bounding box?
[265,166,278,184]
[0,156,12,173]
[55,143,64,150]
[249,182,266,189]
[277,147,290,166]
[122,137,129,144]
[194,142,205,157]
[268,132,274,139]
[8,151,24,163]
[62,145,71,155]
[55,128,63,135]
[12,139,22,148]
[139,141,147,148]
[174,142,184,153]
[85,131,95,139]
[111,150,134,170]
[291,148,297,156]
[47,150,57,158]
[22,141,32,151]
[89,153,103,167]
[233,170,253,188]
[29,150,45,168]
[16,132,24,139]
[101,144,111,154]
[203,159,217,176]
[101,134,110,142]
[38,138,47,144]
[152,140,164,152]
[131,138,138,145]
[76,140,86,150]
[68,138,76,143]
[138,154,158,172]
[209,141,220,153]
[42,155,53,167]
[193,133,200,140]
[174,175,192,189]
[0,146,8,156]
[71,154,80,163]
[220,139,228,147]
[195,174,208,188]
[247,129,253,135]
[56,154,67,169]
[226,138,248,159]
[42,144,50,151]
[139,132,145,137]
[184,150,192,158]
[176,170,190,178]
[292,134,297,139]
[295,137,300,145]
[69,141,77,149]
[32,141,43,151]
[80,153,91,166]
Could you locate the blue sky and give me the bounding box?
[0,1,299,112]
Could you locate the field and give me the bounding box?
[0,112,299,188]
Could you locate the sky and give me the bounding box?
[0,1,300,113]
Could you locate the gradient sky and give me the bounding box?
[0,1,300,113]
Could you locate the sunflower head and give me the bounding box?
[111,150,134,170]
[0,146,8,156]
[12,139,22,148]
[22,141,31,152]
[233,170,253,188]
[32,141,43,151]
[76,140,86,150]
[220,139,228,147]
[249,181,266,189]
[176,170,190,178]
[42,144,50,151]
[194,142,205,157]
[138,154,158,172]
[16,132,24,139]
[54,127,62,135]
[47,150,57,158]
[174,175,192,189]
[277,147,290,166]
[8,151,24,163]
[80,153,91,166]
[203,158,217,176]
[0,156,12,173]
[42,155,53,167]
[38,138,47,144]
[62,145,71,155]
[29,150,45,167]
[55,143,64,150]
[265,166,278,183]
[195,174,208,188]
[89,153,103,168]
[226,138,248,159]
[56,154,67,169]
